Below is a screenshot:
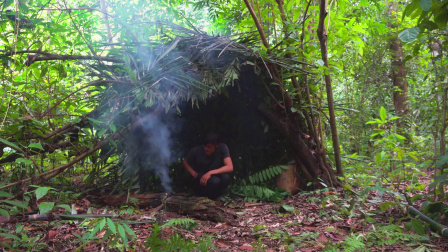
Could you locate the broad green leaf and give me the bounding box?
[3,200,28,209]
[379,107,387,121]
[0,137,22,151]
[107,218,117,233]
[56,204,71,213]
[89,224,101,239]
[0,191,13,198]
[419,0,432,11]
[407,152,419,161]
[411,219,426,235]
[388,116,401,121]
[28,143,44,151]
[281,205,295,213]
[15,158,33,165]
[99,218,106,231]
[35,187,51,201]
[15,224,23,233]
[87,117,103,125]
[109,124,116,132]
[0,209,9,218]
[410,194,423,204]
[434,153,448,169]
[403,0,420,18]
[398,27,420,43]
[97,128,107,137]
[122,223,137,238]
[39,202,54,214]
[39,67,48,79]
[0,233,20,240]
[380,201,396,211]
[118,224,128,247]
[434,9,448,29]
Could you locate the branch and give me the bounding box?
[0,131,120,190]
[39,79,132,119]
[243,0,270,49]
[25,54,123,66]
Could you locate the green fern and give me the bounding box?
[231,165,289,202]
[333,224,429,252]
[145,223,214,252]
[366,224,429,246]
[234,185,280,202]
[162,218,197,230]
[246,165,288,185]
[341,236,365,252]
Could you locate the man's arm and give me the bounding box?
[200,157,233,186]
[183,159,198,178]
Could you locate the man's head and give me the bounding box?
[203,133,219,156]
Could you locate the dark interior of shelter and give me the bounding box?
[136,69,290,193]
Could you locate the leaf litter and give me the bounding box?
[0,169,447,251]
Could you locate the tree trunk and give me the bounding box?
[244,0,340,187]
[316,0,343,176]
[389,37,409,120]
[388,2,409,126]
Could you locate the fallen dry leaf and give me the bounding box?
[317,233,328,243]
[97,230,106,238]
[238,244,254,251]
[204,228,220,233]
[216,239,231,248]
[48,230,57,240]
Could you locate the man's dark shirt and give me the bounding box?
[185,143,230,174]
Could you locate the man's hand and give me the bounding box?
[200,172,212,186]
[192,171,198,179]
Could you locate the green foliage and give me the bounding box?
[325,224,429,251]
[245,165,288,185]
[401,0,448,41]
[0,224,46,251]
[144,223,214,252]
[0,191,28,219]
[74,217,137,251]
[420,201,448,222]
[162,218,198,230]
[230,165,289,202]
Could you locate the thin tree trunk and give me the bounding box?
[388,2,409,127]
[316,0,343,176]
[245,0,340,186]
[389,37,409,120]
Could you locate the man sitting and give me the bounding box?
[183,133,233,199]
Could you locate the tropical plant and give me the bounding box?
[231,165,289,202]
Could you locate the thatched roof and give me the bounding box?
[89,24,311,123]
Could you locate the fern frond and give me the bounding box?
[342,236,365,252]
[162,218,197,228]
[245,165,287,185]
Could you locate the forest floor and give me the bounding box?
[1,169,448,251]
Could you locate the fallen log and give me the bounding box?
[100,193,166,208]
[164,196,237,223]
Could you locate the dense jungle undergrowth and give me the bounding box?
[1,0,448,251]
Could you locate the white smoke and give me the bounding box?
[124,111,175,194]
[140,115,173,193]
